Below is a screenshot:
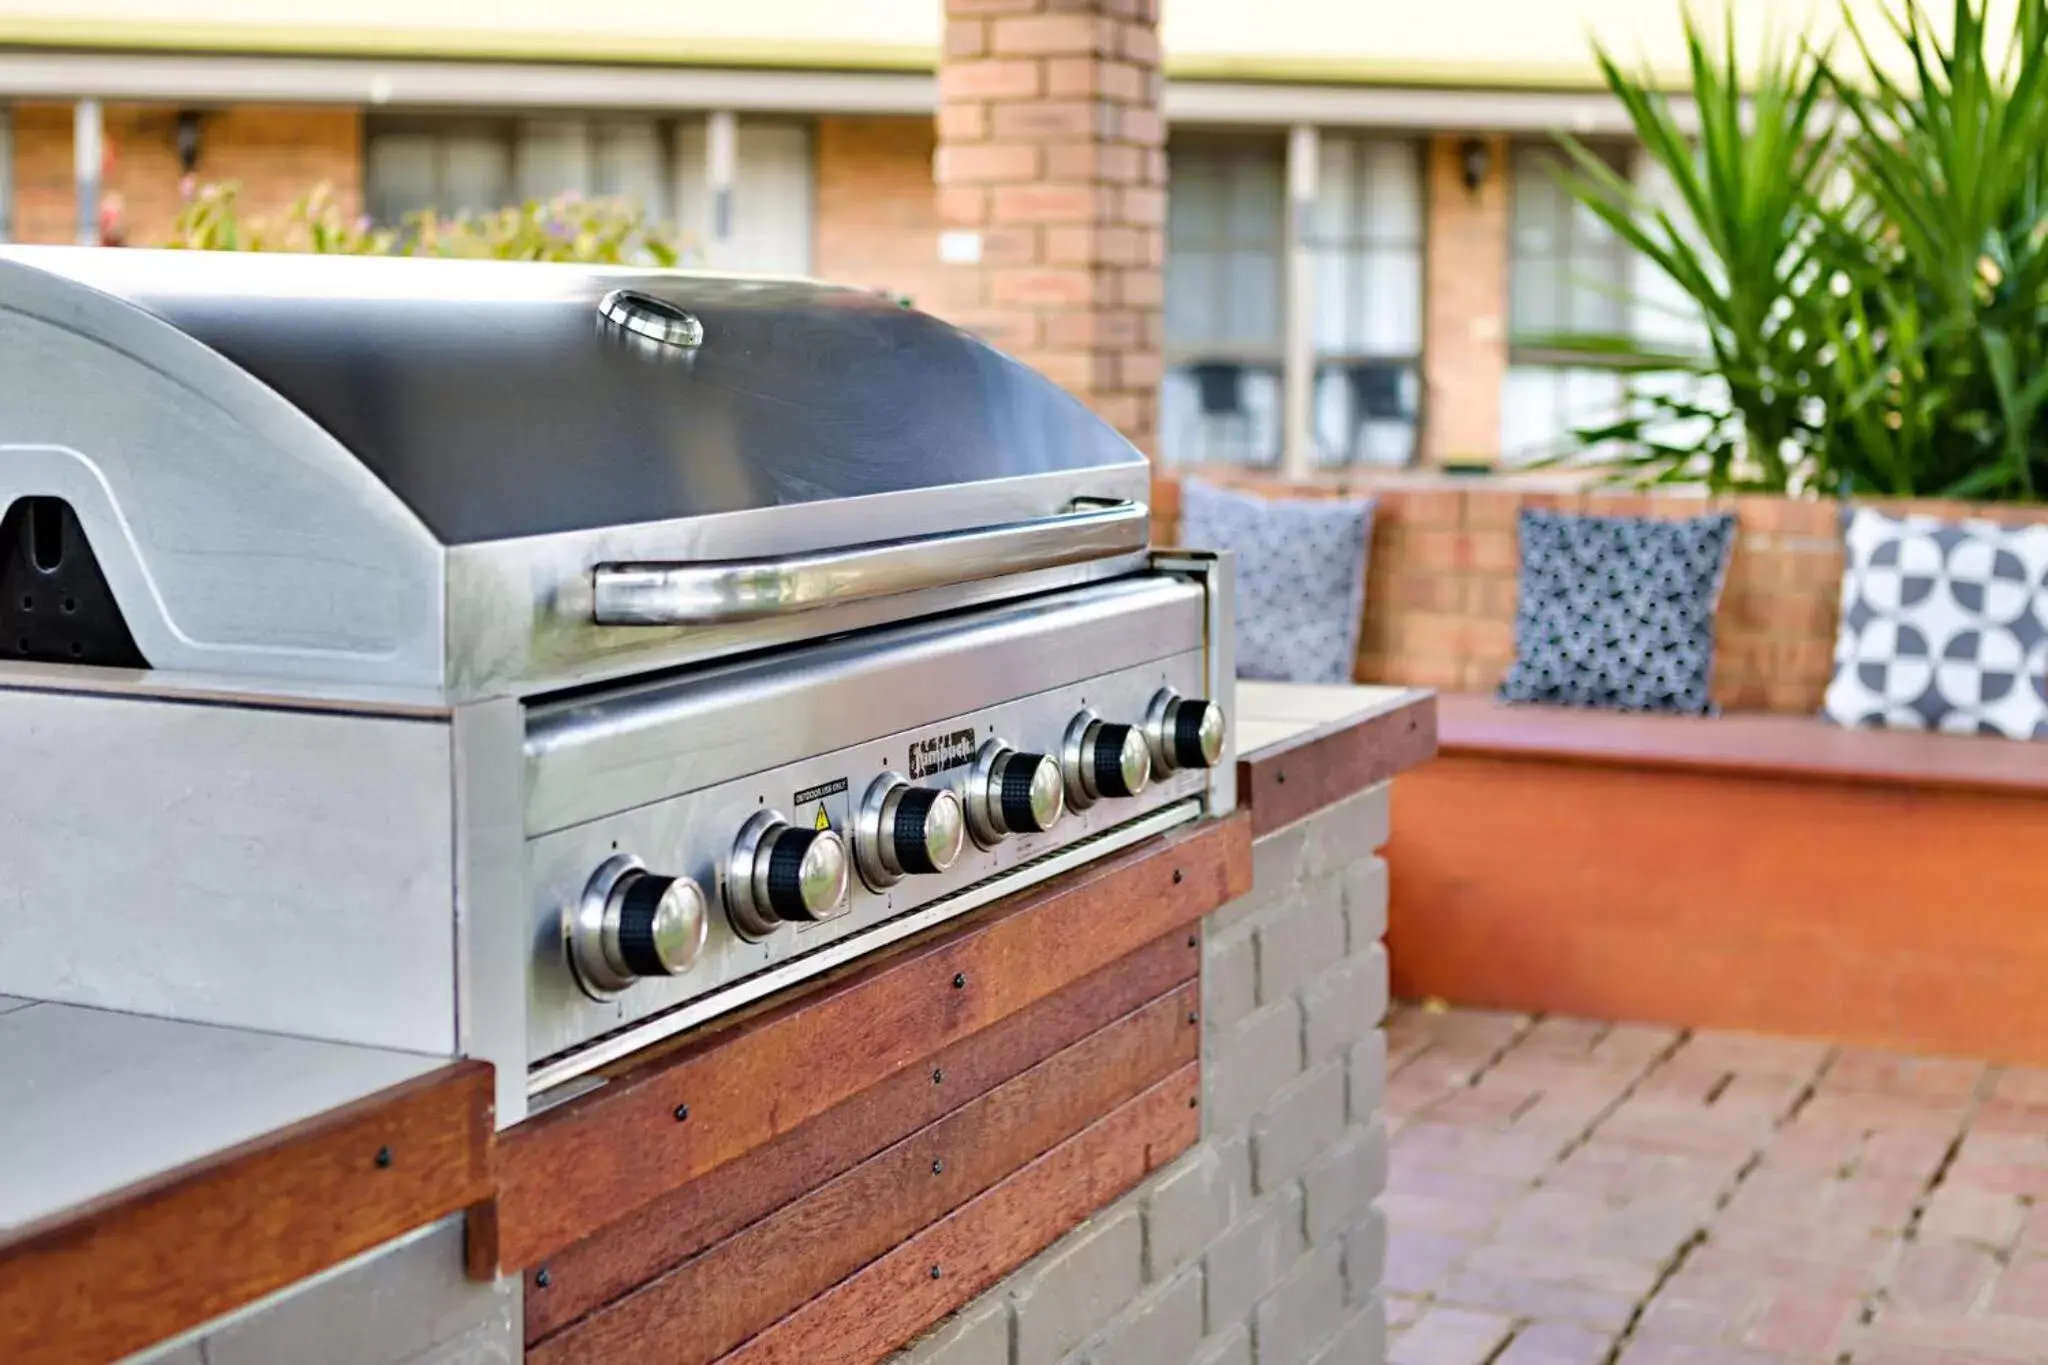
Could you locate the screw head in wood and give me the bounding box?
[1173,868,1183,884]
[374,1146,392,1169]
[674,1104,690,1122]
[932,1067,945,1084]
[929,1265,943,1280]
[952,972,967,990]
[535,1268,552,1289]
[932,1158,946,1175]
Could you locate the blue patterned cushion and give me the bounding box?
[1176,479,1375,684]
[1499,507,1737,714]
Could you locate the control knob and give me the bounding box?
[1061,710,1152,811]
[1143,689,1228,773]
[965,741,1066,846]
[857,773,967,889]
[726,810,851,940]
[567,855,710,999]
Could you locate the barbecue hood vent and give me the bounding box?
[0,248,1152,703]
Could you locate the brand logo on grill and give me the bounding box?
[909,728,978,780]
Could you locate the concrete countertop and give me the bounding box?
[0,997,448,1235]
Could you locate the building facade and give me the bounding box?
[0,0,1847,469]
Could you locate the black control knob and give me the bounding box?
[857,773,967,889]
[614,874,708,977]
[1061,711,1152,811]
[1145,689,1228,774]
[998,753,1064,834]
[727,811,851,941]
[763,826,851,921]
[567,858,710,1000]
[966,743,1065,846]
[1093,723,1146,797]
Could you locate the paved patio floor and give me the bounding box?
[1383,1004,2048,1365]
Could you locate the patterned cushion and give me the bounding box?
[1176,479,1375,684]
[1499,507,1737,714]
[1823,507,2048,739]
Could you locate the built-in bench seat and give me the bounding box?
[1387,693,2048,1064]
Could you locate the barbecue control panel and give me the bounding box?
[551,687,1226,995]
[530,661,1230,1072]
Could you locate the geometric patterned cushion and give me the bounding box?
[1822,506,2048,739]
[1176,478,1375,685]
[1497,506,1738,715]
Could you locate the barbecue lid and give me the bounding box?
[0,248,1152,701]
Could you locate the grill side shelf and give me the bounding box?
[0,1060,495,1365]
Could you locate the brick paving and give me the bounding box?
[1383,1004,2048,1365]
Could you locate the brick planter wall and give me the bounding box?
[893,787,1393,1365]
[9,103,362,247]
[1155,473,2048,712]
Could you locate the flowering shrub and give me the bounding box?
[164,181,697,266]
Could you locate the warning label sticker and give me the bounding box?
[793,777,850,835]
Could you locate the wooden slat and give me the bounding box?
[531,980,1199,1363]
[714,1064,1199,1365]
[1389,753,2048,1064]
[1237,690,1438,837]
[486,812,1247,1274]
[1435,691,2048,798]
[522,927,1199,1341]
[0,1061,494,1365]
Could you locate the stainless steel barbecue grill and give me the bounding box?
[0,246,1234,1125]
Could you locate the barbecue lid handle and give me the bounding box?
[590,498,1148,628]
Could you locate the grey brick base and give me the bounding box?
[895,785,1393,1365]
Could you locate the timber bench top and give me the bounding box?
[1435,691,2048,799]
[1232,682,1439,836]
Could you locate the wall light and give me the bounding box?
[175,111,203,176]
[1458,137,1491,194]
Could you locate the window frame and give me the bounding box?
[1160,129,1291,468]
[361,113,686,226]
[1505,137,1637,370]
[1304,132,1426,469]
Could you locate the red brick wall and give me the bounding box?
[1421,133,1509,467]
[935,0,1166,453]
[1154,474,2048,713]
[813,115,980,317]
[9,103,362,246]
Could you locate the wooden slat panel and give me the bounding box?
[1435,691,2048,798]
[1237,691,1438,837]
[531,981,1198,1363]
[488,812,1248,1274]
[0,1061,494,1365]
[712,1065,1199,1365]
[523,927,1199,1340]
[1389,754,2048,1064]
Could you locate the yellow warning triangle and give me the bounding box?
[814,804,832,831]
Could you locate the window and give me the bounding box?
[363,115,813,276]
[1308,135,1423,468]
[1161,134,1287,467]
[1500,141,1635,464]
[670,120,814,277]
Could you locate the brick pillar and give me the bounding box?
[935,0,1166,454]
[1421,132,1509,466]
